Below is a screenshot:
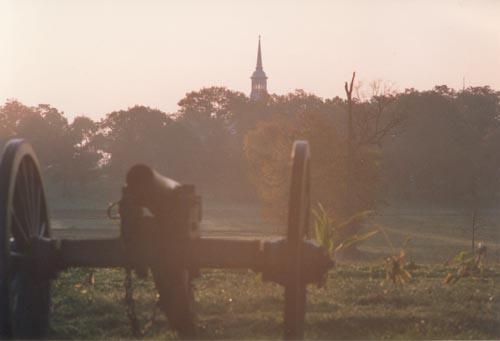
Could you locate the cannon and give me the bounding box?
[0,139,333,339]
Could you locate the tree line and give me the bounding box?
[1,83,498,217]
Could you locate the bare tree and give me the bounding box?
[355,79,402,147]
[344,72,356,214]
[343,74,404,213]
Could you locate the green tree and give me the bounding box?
[66,116,101,189]
[176,87,255,198]
[0,100,102,196]
[0,100,34,144]
[381,86,500,204]
[98,105,174,178]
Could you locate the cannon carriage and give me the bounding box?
[0,138,332,339]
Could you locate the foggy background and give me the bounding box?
[1,0,499,120]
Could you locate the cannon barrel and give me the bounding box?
[126,164,181,215]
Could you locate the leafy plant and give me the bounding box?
[312,203,336,255]
[385,250,412,285]
[312,203,378,256]
[335,229,379,254]
[377,227,413,285]
[312,203,414,285]
[443,242,487,285]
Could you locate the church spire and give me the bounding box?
[250,35,268,101]
[256,35,263,71]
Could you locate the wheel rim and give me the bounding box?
[284,140,310,340]
[0,139,51,338]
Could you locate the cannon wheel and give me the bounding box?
[0,139,51,338]
[284,140,310,340]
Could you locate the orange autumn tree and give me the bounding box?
[244,110,380,222]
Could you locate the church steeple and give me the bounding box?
[250,36,268,101]
[256,37,263,71]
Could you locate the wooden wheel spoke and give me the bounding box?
[17,159,43,238]
[34,186,42,237]
[29,170,42,237]
[21,160,36,236]
[39,222,47,238]
[13,183,31,239]
[10,207,30,245]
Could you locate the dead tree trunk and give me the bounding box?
[344,72,356,216]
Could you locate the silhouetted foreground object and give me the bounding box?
[0,139,51,338]
[0,139,332,340]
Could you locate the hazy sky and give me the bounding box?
[1,0,499,120]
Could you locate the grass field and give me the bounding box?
[50,265,500,339]
[47,200,500,339]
